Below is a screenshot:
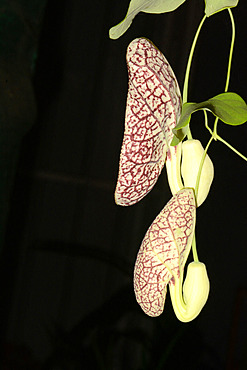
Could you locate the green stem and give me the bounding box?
[182,14,207,140]
[212,11,247,164]
[181,12,206,262]
[194,135,214,200]
[204,109,213,136]
[225,9,235,93]
[185,10,236,265]
[186,128,193,140]
[216,134,247,162]
[182,14,207,104]
[192,134,214,264]
[214,9,235,134]
[191,234,199,263]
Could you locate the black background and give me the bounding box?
[1,0,247,368]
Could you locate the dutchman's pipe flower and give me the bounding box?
[114,38,211,321]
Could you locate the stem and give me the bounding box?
[214,9,235,134]
[191,234,199,263]
[225,9,235,93]
[212,11,247,164]
[194,135,214,200]
[186,128,193,140]
[182,15,207,104]
[182,15,207,140]
[216,134,247,162]
[204,109,213,136]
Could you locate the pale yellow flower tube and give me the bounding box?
[169,262,210,322]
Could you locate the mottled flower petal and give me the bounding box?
[115,38,181,206]
[134,188,196,316]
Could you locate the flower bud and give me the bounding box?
[183,262,210,315]
[169,261,210,322]
[181,139,214,206]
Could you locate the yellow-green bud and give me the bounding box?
[181,139,214,206]
[169,261,210,322]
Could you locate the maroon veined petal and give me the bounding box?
[133,188,196,317]
[115,38,182,206]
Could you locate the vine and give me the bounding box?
[110,0,247,322]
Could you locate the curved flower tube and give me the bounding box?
[169,261,210,322]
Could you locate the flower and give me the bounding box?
[114,38,210,321]
[114,37,182,206]
[133,188,209,322]
[133,188,196,317]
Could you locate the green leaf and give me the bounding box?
[170,126,188,146]
[170,104,192,145]
[206,93,247,125]
[174,103,197,130]
[205,0,239,17]
[109,0,186,39]
[173,93,247,136]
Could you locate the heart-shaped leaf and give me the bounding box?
[115,38,181,206]
[134,188,196,317]
[205,0,239,17]
[172,92,247,145]
[109,0,186,39]
[205,93,247,125]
